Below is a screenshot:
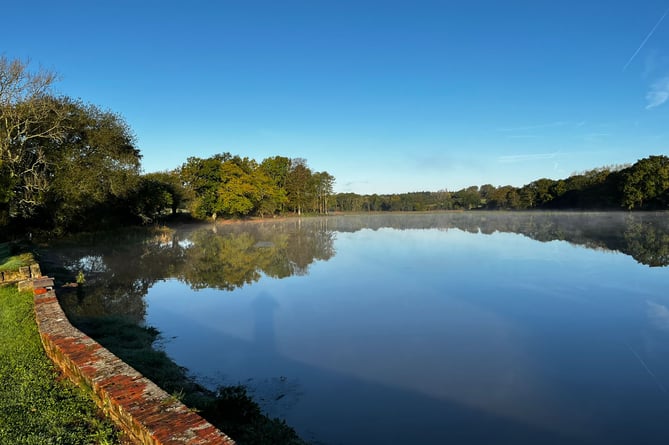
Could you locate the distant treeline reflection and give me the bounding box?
[45,212,668,322]
[325,212,669,268]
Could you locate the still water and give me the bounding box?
[50,213,669,444]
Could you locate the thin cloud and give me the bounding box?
[623,6,669,72]
[647,300,669,331]
[646,76,669,109]
[497,153,558,163]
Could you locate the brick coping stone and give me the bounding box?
[32,284,235,445]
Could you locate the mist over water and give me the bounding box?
[47,213,669,445]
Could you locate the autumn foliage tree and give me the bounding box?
[181,154,292,220]
[181,154,333,219]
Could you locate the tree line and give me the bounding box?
[0,57,334,239]
[333,156,669,213]
[179,154,334,220]
[2,56,668,241]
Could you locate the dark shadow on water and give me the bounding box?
[251,291,279,354]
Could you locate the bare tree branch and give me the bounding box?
[0,56,64,217]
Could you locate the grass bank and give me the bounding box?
[0,285,121,444]
[0,242,34,272]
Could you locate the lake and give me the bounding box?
[48,212,669,445]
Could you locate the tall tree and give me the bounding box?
[260,156,291,189]
[312,171,335,214]
[0,57,66,219]
[260,156,291,213]
[286,158,312,215]
[43,99,142,231]
[216,157,260,217]
[180,154,229,219]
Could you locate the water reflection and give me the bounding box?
[43,212,669,322]
[40,212,669,444]
[44,219,336,320]
[325,212,669,267]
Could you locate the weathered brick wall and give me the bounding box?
[32,285,235,445]
[1,263,41,284]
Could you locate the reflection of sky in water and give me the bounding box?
[145,226,669,445]
[75,255,107,273]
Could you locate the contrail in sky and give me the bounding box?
[623,6,669,72]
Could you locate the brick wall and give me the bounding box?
[32,283,235,445]
[0,263,41,284]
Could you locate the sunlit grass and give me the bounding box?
[0,242,34,272]
[0,285,120,444]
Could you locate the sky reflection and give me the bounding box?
[136,216,669,445]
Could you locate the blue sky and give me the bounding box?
[2,1,669,194]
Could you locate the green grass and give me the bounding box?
[0,242,35,272]
[0,285,121,444]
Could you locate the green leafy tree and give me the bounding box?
[505,187,521,209]
[0,57,66,220]
[312,171,335,214]
[0,57,144,233]
[141,170,185,215]
[181,154,289,219]
[259,156,291,213]
[181,154,230,219]
[514,178,556,209]
[129,174,181,223]
[622,155,669,210]
[254,169,287,218]
[260,156,291,189]
[45,99,141,229]
[454,186,481,209]
[286,158,313,215]
[217,158,260,217]
[0,85,142,233]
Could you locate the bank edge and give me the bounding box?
[18,267,235,445]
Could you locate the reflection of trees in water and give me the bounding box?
[45,213,669,321]
[179,220,336,289]
[45,221,337,319]
[326,212,669,267]
[624,217,669,267]
[46,229,188,322]
[181,230,268,290]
